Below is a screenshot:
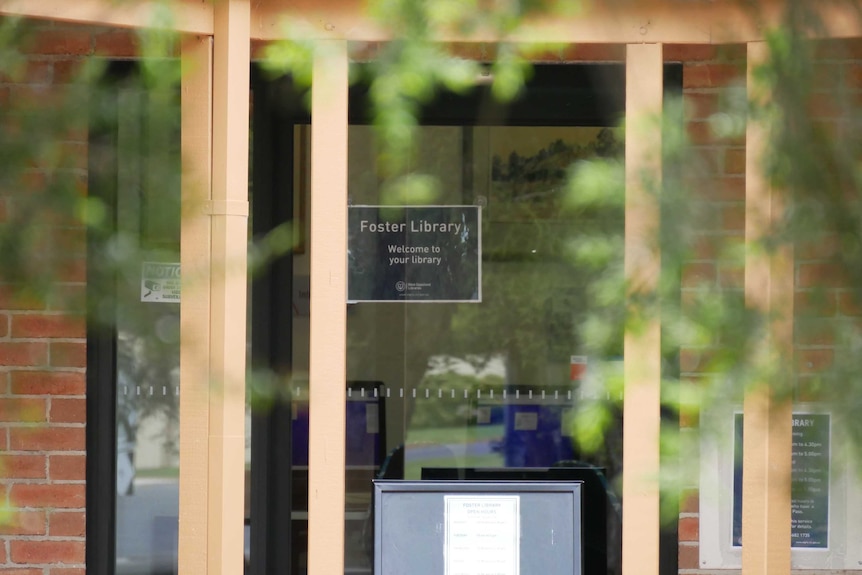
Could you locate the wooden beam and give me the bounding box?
[741,40,793,575]
[307,39,349,575]
[208,1,251,574]
[622,42,663,575]
[0,0,213,34]
[4,0,861,44]
[251,0,862,43]
[178,34,213,575]
[3,0,862,43]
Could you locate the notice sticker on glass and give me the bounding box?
[365,403,379,434]
[347,205,481,302]
[140,262,181,303]
[514,411,538,431]
[445,495,520,575]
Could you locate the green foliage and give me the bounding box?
[262,0,569,194]
[261,34,315,87]
[8,0,862,534]
[755,16,862,460]
[0,25,100,310]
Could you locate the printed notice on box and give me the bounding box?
[444,495,520,575]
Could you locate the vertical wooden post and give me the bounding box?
[622,42,663,575]
[210,0,250,573]
[179,34,213,575]
[307,40,349,575]
[741,40,793,575]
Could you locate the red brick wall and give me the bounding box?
[794,40,862,398]
[0,20,135,575]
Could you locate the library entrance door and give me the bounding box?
[247,63,680,575]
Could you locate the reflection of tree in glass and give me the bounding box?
[116,330,180,458]
[393,128,626,474]
[456,128,624,367]
[489,128,622,222]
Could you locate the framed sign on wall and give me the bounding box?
[699,404,862,570]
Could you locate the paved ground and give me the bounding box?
[116,478,255,573]
[116,479,180,575]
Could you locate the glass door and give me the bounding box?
[249,63,682,575]
[345,118,625,575]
